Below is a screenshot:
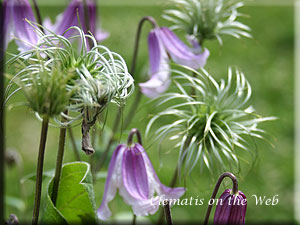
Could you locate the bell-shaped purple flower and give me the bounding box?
[140,26,209,98]
[97,139,185,220]
[3,0,39,52]
[44,0,108,42]
[213,189,247,225]
[139,29,171,98]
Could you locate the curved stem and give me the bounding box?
[51,111,68,206]
[127,128,142,146]
[203,172,238,225]
[130,16,158,76]
[93,17,158,174]
[124,17,158,129]
[32,115,49,225]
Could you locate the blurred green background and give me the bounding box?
[4,1,294,224]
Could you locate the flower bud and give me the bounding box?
[213,189,247,225]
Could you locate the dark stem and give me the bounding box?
[68,127,81,161]
[203,172,238,225]
[132,214,136,225]
[51,111,68,206]
[157,136,192,224]
[123,17,158,129]
[130,16,158,76]
[127,128,142,146]
[32,0,44,32]
[93,16,158,174]
[32,115,49,225]
[163,201,173,225]
[83,0,93,48]
[0,3,5,223]
[190,72,197,97]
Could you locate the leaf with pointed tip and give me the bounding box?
[42,162,97,224]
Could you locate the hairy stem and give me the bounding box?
[68,127,81,161]
[203,172,238,225]
[32,115,49,225]
[51,112,68,206]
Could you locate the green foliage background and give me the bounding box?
[4,1,294,224]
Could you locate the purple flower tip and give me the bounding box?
[97,143,185,220]
[44,0,108,43]
[213,189,247,225]
[4,0,39,52]
[140,26,210,98]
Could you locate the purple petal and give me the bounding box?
[95,29,109,42]
[10,0,39,52]
[97,144,126,221]
[3,0,13,49]
[122,146,149,199]
[118,144,159,217]
[53,0,82,37]
[136,144,185,203]
[213,189,247,225]
[139,30,171,98]
[158,27,210,69]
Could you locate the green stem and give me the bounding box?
[32,115,49,225]
[203,172,238,225]
[51,112,68,206]
[68,127,81,161]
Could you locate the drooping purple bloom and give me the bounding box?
[97,143,185,220]
[3,0,39,52]
[139,27,209,98]
[44,0,109,42]
[139,30,171,98]
[213,189,247,225]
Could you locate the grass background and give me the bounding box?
[4,1,294,224]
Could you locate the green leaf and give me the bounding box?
[42,162,97,224]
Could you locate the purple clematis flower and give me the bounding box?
[139,27,210,98]
[97,129,185,220]
[139,30,171,98]
[213,189,247,225]
[3,0,39,52]
[44,0,109,42]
